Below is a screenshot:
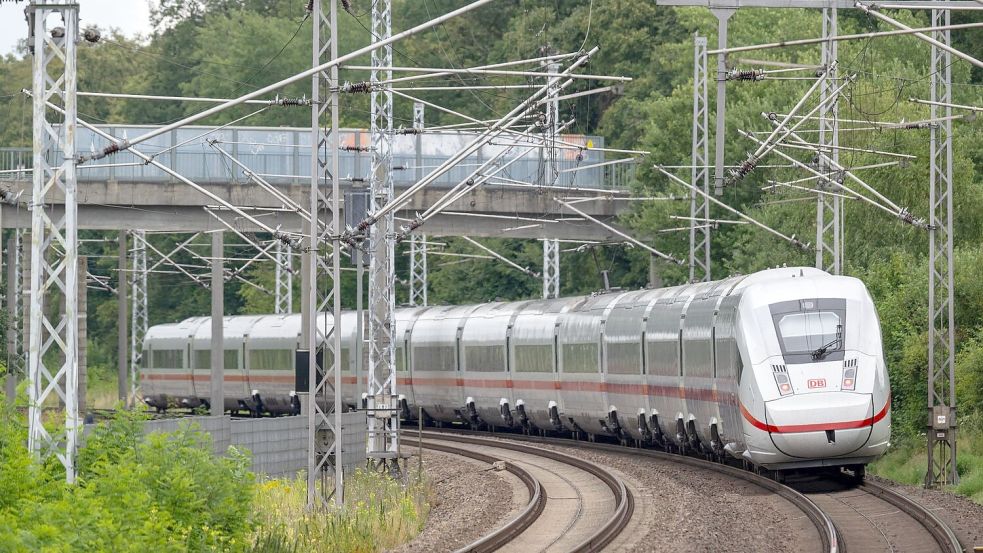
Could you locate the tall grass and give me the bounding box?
[251,470,431,553]
[870,414,983,504]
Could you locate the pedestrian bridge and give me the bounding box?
[0,125,635,240]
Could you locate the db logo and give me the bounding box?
[807,379,827,389]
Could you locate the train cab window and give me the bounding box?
[465,345,505,372]
[514,344,553,373]
[151,349,183,369]
[562,342,599,373]
[770,299,846,364]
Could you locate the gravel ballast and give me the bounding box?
[393,434,816,553]
[869,475,983,552]
[388,450,519,553]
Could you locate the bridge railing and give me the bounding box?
[1,126,634,190]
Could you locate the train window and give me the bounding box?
[646,339,678,376]
[193,349,241,370]
[395,345,407,372]
[607,342,642,375]
[465,345,505,372]
[562,342,599,373]
[413,345,456,371]
[249,349,293,370]
[151,349,183,369]
[514,344,553,373]
[678,329,684,376]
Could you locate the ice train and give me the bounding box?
[140,267,891,472]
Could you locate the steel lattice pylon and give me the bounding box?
[409,234,428,306]
[366,0,400,472]
[926,4,957,488]
[816,7,842,275]
[307,0,344,508]
[542,60,561,298]
[26,0,81,483]
[129,230,148,400]
[690,34,711,283]
[408,103,427,308]
[275,240,293,314]
[542,239,560,298]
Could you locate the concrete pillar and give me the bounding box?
[117,231,128,402]
[210,232,224,416]
[649,255,664,289]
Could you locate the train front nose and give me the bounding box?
[765,392,874,459]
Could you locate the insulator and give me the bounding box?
[273,97,310,107]
[342,81,372,94]
[341,0,352,13]
[83,28,101,43]
[341,146,370,152]
[727,69,764,82]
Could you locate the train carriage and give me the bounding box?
[140,266,891,474]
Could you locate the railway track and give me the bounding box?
[415,426,965,553]
[796,474,962,553]
[414,427,841,553]
[406,430,634,553]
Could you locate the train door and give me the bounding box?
[644,288,687,447]
[680,281,717,450]
[508,300,568,431]
[601,291,647,441]
[459,303,516,428]
[557,296,607,436]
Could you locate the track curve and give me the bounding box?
[408,430,634,553]
[415,439,546,553]
[414,427,839,553]
[795,474,962,553]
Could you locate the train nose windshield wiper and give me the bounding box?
[811,324,843,360]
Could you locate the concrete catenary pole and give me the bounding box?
[117,231,128,402]
[210,231,224,416]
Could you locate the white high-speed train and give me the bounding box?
[140,267,891,473]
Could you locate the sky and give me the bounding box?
[0,0,154,57]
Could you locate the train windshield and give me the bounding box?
[769,299,847,364]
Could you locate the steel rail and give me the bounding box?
[859,480,962,553]
[419,427,836,553]
[412,438,546,553]
[410,430,634,553]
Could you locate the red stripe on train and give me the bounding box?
[740,396,891,434]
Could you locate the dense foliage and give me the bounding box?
[0,1,980,444]
[0,397,255,552]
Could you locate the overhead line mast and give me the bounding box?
[366,0,401,476]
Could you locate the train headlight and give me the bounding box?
[774,372,793,396]
[841,358,858,391]
[842,367,856,391]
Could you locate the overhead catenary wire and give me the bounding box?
[32,95,300,247]
[459,236,539,277]
[554,198,683,264]
[355,47,601,238]
[654,165,811,252]
[76,0,498,162]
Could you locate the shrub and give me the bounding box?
[0,397,256,552]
